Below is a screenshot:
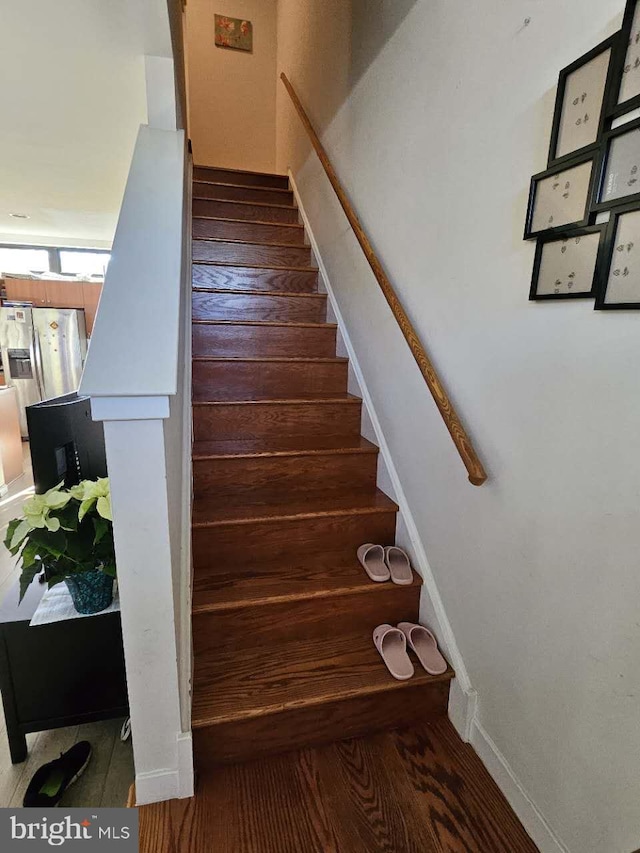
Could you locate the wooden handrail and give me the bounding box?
[280,72,487,486]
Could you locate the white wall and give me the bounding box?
[0,0,175,248]
[277,2,640,852]
[185,0,278,170]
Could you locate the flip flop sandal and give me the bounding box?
[384,546,414,585]
[373,624,414,681]
[397,622,447,675]
[357,543,390,583]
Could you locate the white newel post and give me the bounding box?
[91,397,191,803]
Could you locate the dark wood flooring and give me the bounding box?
[137,719,538,852]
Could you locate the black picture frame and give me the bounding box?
[592,116,640,212]
[530,225,607,301]
[595,199,640,308]
[524,152,599,240]
[548,36,618,168]
[607,0,640,119]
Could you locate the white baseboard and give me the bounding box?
[288,169,476,738]
[177,731,194,799]
[134,732,194,804]
[134,768,180,805]
[471,719,569,853]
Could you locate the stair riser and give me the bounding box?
[193,265,318,293]
[193,167,289,190]
[193,400,362,441]
[193,240,312,268]
[193,198,299,223]
[192,291,326,323]
[193,584,418,652]
[192,450,378,498]
[193,680,450,765]
[192,360,348,399]
[194,182,294,206]
[192,323,337,358]
[193,218,305,245]
[192,510,396,569]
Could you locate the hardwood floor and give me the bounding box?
[137,719,538,852]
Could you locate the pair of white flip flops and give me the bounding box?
[373,622,447,681]
[357,544,413,585]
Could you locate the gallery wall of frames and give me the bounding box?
[525,0,640,309]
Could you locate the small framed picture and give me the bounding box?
[607,0,640,118]
[524,154,597,240]
[595,201,640,308]
[548,36,616,167]
[530,226,606,300]
[593,117,640,211]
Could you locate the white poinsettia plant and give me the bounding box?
[3,478,115,601]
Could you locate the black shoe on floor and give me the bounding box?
[23,741,92,807]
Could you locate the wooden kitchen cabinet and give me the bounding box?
[3,278,47,306]
[1,277,102,336]
[81,282,102,336]
[44,279,85,309]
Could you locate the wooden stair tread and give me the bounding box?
[194,164,288,180]
[193,262,318,272]
[193,194,295,210]
[193,215,303,230]
[193,261,319,272]
[192,320,334,328]
[193,286,323,297]
[193,180,292,196]
[192,489,398,527]
[192,631,453,728]
[192,435,377,459]
[193,236,309,250]
[192,356,347,364]
[192,392,362,406]
[192,552,419,612]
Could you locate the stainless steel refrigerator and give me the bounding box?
[0,306,87,437]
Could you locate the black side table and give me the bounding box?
[0,578,129,763]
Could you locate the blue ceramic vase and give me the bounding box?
[64,570,114,615]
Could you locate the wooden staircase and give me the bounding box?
[190,165,454,766]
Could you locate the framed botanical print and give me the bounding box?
[595,201,640,307]
[608,0,640,118]
[214,15,253,51]
[548,37,616,167]
[524,154,597,239]
[593,117,640,211]
[530,226,606,300]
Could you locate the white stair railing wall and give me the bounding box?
[80,121,194,805]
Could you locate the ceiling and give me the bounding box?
[0,0,173,248]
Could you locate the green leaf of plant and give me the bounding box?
[20,540,41,570]
[4,519,22,554]
[93,516,109,545]
[56,502,79,532]
[19,563,41,602]
[28,527,67,560]
[10,520,32,551]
